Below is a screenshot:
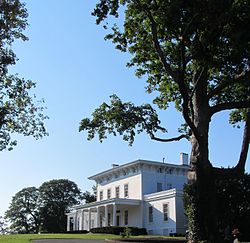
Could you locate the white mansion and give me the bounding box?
[67,153,189,236]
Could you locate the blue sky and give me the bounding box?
[0,0,249,216]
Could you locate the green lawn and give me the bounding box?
[0,233,120,243]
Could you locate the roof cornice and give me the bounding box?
[88,159,189,181]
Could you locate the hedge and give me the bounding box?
[90,226,147,235]
[64,230,89,234]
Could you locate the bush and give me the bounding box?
[90,226,147,236]
[64,230,89,234]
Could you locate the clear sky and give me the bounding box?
[0,0,249,217]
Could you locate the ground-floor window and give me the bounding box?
[116,215,120,226]
[108,213,111,226]
[163,203,169,221]
[124,210,128,225]
[148,206,153,223]
[100,214,103,227]
[69,217,74,231]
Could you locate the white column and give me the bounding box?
[88,209,91,230]
[139,202,144,228]
[81,210,85,230]
[113,204,117,226]
[97,206,100,227]
[74,213,77,231]
[67,215,70,231]
[104,205,108,226]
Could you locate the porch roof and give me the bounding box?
[71,198,141,211]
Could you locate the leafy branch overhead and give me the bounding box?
[0,0,48,151]
[79,95,190,146]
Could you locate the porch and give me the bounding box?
[67,198,142,231]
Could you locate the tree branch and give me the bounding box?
[135,0,178,82]
[150,133,190,142]
[209,101,250,117]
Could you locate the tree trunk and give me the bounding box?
[185,76,219,242]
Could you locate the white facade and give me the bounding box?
[67,155,189,235]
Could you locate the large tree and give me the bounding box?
[80,1,250,242]
[39,179,82,233]
[5,187,40,233]
[0,0,48,151]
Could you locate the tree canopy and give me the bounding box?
[39,179,82,233]
[0,0,48,151]
[5,179,82,233]
[5,187,40,233]
[80,1,250,242]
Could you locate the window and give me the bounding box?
[167,183,172,189]
[108,213,111,226]
[163,203,169,221]
[124,210,128,225]
[115,186,120,198]
[157,167,163,173]
[107,189,111,199]
[99,190,103,200]
[157,182,163,192]
[100,214,103,227]
[124,184,129,197]
[69,217,74,231]
[148,206,153,223]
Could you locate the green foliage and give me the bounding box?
[183,183,200,242]
[82,0,250,146]
[90,226,147,236]
[216,173,250,241]
[39,179,82,233]
[5,179,82,234]
[82,190,96,203]
[120,227,132,238]
[80,94,167,146]
[0,0,48,151]
[5,187,40,233]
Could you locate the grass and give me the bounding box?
[0,233,121,243]
[0,233,186,243]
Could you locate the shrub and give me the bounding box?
[64,230,89,234]
[90,226,147,236]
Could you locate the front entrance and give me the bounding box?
[116,215,120,226]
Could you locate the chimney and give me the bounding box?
[180,153,189,165]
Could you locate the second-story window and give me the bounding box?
[124,184,129,197]
[107,188,111,199]
[99,190,103,200]
[167,183,172,189]
[157,182,163,192]
[115,186,120,198]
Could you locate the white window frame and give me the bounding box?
[124,184,129,197]
[163,203,169,222]
[115,186,120,198]
[107,188,111,199]
[99,190,103,200]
